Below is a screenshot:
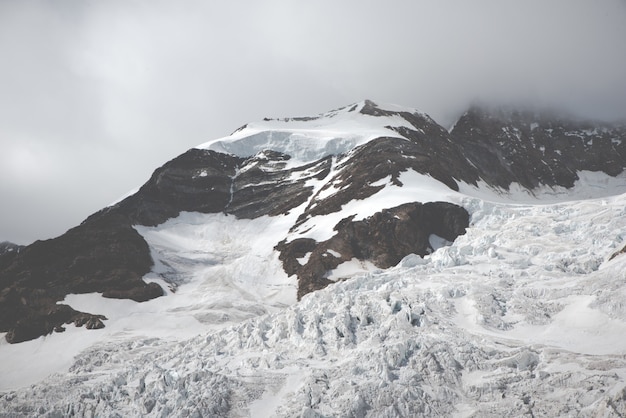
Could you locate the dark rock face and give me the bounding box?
[225,151,332,218]
[450,106,626,189]
[0,241,23,257]
[0,242,24,273]
[293,111,480,229]
[278,202,470,299]
[109,149,243,226]
[105,148,331,224]
[0,213,156,343]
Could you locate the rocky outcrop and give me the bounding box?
[0,213,157,343]
[292,106,480,230]
[0,241,23,256]
[277,202,470,299]
[0,242,23,273]
[102,148,331,225]
[225,151,332,219]
[450,106,626,189]
[609,244,626,261]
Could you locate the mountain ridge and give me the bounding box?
[1,100,625,344]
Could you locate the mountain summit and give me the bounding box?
[1,100,625,344]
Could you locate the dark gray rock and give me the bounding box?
[293,133,478,230]
[450,106,626,189]
[0,148,330,343]
[0,242,24,273]
[0,241,23,257]
[609,244,626,261]
[110,148,243,226]
[226,151,332,218]
[0,213,154,343]
[278,202,470,299]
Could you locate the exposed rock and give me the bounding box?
[0,242,24,272]
[110,149,243,226]
[0,213,154,343]
[226,152,332,218]
[101,282,163,302]
[294,113,480,228]
[278,202,470,299]
[0,241,23,257]
[4,303,107,344]
[107,148,331,224]
[450,106,626,189]
[0,148,330,343]
[609,244,626,261]
[74,313,107,330]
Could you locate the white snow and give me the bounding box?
[195,100,426,166]
[296,252,312,266]
[0,211,299,392]
[325,249,341,258]
[324,258,379,282]
[289,170,464,243]
[458,170,626,203]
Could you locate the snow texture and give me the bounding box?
[196,101,422,166]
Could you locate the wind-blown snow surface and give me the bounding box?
[196,101,430,166]
[2,185,626,416]
[2,102,626,416]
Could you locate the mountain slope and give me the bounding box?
[450,105,626,189]
[1,100,477,343]
[2,188,626,417]
[2,100,626,416]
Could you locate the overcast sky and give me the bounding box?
[1,0,626,245]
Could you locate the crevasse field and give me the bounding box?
[2,103,626,416]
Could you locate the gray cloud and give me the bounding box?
[2,0,626,244]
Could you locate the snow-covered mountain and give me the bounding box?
[1,100,626,417]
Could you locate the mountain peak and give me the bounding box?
[195,100,438,164]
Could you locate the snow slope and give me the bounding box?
[196,101,428,165]
[2,101,626,416]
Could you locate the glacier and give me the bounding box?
[1,101,626,416]
[2,182,626,417]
